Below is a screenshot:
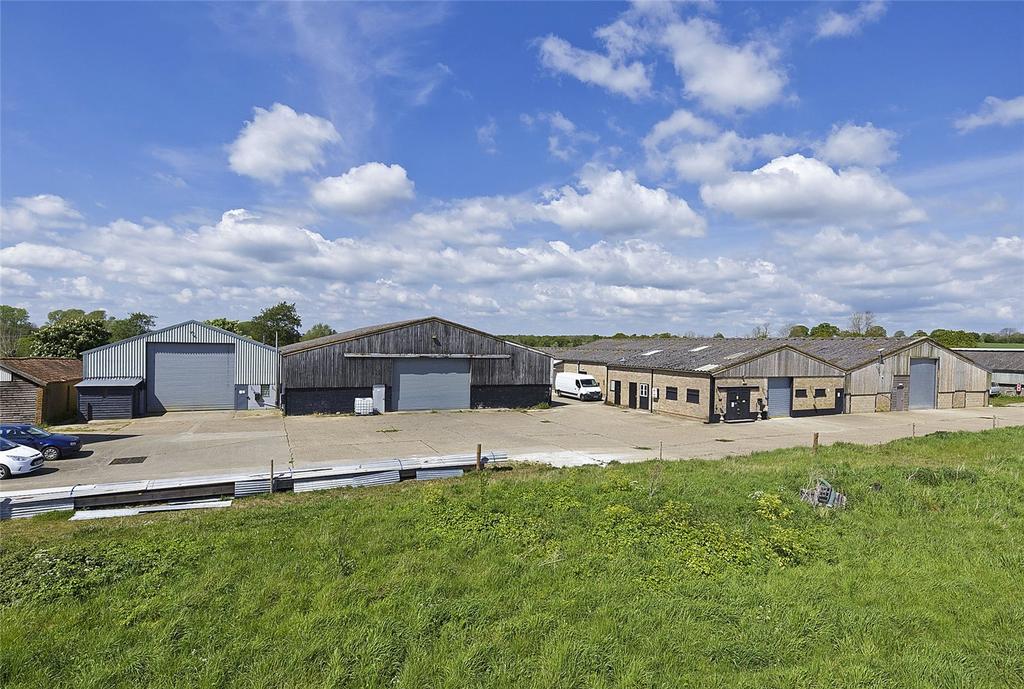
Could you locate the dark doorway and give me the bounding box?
[724,388,752,422]
[613,382,621,405]
[835,388,845,413]
[628,382,637,408]
[891,376,909,412]
[639,385,649,410]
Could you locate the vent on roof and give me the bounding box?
[695,364,719,371]
[722,351,748,360]
[640,349,663,356]
[689,345,709,352]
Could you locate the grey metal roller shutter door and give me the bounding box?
[767,377,792,418]
[147,343,235,412]
[393,358,470,411]
[909,358,937,409]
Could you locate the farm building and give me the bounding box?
[281,317,551,414]
[955,349,1024,394]
[556,335,990,422]
[0,358,82,424]
[77,320,278,420]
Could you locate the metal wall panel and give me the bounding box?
[394,358,471,410]
[147,343,235,412]
[83,321,277,385]
[767,377,792,418]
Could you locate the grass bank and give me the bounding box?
[3,428,1023,688]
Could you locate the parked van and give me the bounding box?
[554,372,603,401]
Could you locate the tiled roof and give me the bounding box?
[0,357,83,385]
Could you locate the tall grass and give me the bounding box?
[2,427,1023,688]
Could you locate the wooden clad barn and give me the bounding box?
[955,349,1024,394]
[280,317,552,414]
[0,358,82,424]
[556,335,990,422]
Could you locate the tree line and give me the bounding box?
[0,302,339,359]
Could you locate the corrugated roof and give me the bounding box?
[0,358,82,385]
[558,336,927,373]
[955,349,1024,372]
[75,377,144,388]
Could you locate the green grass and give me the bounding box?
[3,428,1024,688]
[966,342,1024,349]
[991,394,1024,408]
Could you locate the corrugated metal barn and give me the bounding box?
[281,317,552,414]
[0,358,82,424]
[956,349,1024,393]
[556,335,990,422]
[77,320,278,419]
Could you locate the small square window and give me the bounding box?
[665,386,678,400]
[639,383,650,397]
[795,389,808,398]
[685,388,700,404]
[814,388,827,398]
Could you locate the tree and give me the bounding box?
[750,323,770,339]
[302,323,336,341]
[206,318,243,333]
[893,330,906,338]
[713,332,725,339]
[31,319,110,358]
[912,329,927,337]
[106,312,155,343]
[864,325,887,337]
[46,308,105,325]
[847,311,876,336]
[809,322,841,338]
[0,305,35,357]
[928,329,975,348]
[243,302,302,346]
[788,324,810,337]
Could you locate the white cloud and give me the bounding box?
[405,196,532,246]
[642,109,719,150]
[538,167,706,238]
[700,154,925,225]
[524,111,600,162]
[0,194,82,236]
[817,0,888,39]
[954,95,1024,133]
[815,123,899,167]
[648,128,795,183]
[476,118,498,155]
[661,18,787,113]
[0,242,95,268]
[311,163,415,213]
[537,35,651,100]
[227,103,341,183]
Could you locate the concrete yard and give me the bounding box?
[5,399,1024,491]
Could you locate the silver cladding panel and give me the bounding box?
[83,320,277,384]
[415,468,465,480]
[234,479,273,497]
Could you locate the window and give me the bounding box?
[814,388,827,398]
[639,383,650,397]
[686,388,700,404]
[665,386,678,400]
[260,384,271,398]
[795,389,808,398]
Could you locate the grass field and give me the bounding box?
[991,394,1024,408]
[3,428,1024,688]
[968,342,1024,349]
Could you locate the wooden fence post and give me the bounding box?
[475,443,483,472]
[270,457,275,493]
[812,433,819,454]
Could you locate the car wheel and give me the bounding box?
[0,464,10,480]
[42,446,61,461]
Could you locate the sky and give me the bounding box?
[1,1,1022,336]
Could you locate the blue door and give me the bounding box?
[767,377,792,418]
[909,358,937,409]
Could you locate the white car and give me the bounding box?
[0,437,45,479]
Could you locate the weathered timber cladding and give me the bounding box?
[282,320,550,388]
[716,349,843,378]
[845,340,989,411]
[42,382,78,422]
[471,385,550,409]
[0,378,40,423]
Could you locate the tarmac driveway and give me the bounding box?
[5,400,1023,491]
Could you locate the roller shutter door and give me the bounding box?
[767,377,792,418]
[147,343,235,412]
[393,358,470,411]
[909,358,937,410]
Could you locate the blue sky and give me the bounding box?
[2,1,1022,335]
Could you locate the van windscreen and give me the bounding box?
[580,378,598,387]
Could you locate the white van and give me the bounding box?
[554,372,603,401]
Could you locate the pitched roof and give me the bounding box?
[955,349,1024,372]
[0,358,83,385]
[81,319,276,355]
[557,336,928,373]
